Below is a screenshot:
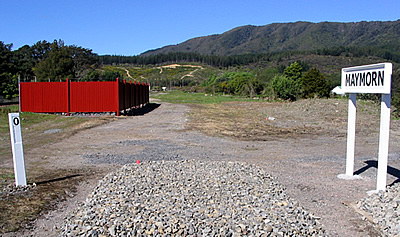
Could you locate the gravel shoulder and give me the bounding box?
[9,98,400,236]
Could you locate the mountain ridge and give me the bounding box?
[141,20,400,56]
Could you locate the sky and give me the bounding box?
[1,0,399,56]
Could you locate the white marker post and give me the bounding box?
[377,94,391,190]
[8,113,27,186]
[345,93,357,176]
[339,63,392,191]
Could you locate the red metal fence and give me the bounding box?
[20,79,149,116]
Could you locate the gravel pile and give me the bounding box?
[61,160,325,236]
[357,182,400,236]
[0,183,36,197]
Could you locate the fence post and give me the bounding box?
[129,80,132,109]
[123,79,126,114]
[66,78,70,116]
[116,78,120,116]
[146,83,150,104]
[139,82,142,107]
[18,75,21,113]
[142,82,145,107]
[134,81,138,108]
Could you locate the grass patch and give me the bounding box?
[153,90,257,104]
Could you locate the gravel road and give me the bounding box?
[15,99,400,236]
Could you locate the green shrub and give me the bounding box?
[301,67,330,98]
[284,62,303,81]
[1,74,18,99]
[271,75,301,101]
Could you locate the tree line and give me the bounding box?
[0,40,98,99]
[99,52,267,68]
[99,45,400,68]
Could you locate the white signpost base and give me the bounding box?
[8,113,27,187]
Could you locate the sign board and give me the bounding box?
[8,113,27,186]
[339,63,392,191]
[341,63,392,94]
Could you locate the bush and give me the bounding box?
[0,74,18,99]
[227,73,250,95]
[271,75,301,101]
[284,62,303,80]
[301,67,330,98]
[203,71,264,97]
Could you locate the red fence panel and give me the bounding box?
[70,81,118,113]
[20,82,68,113]
[20,79,149,115]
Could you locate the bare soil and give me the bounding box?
[2,98,400,236]
[0,115,116,234]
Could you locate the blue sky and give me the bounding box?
[1,0,399,56]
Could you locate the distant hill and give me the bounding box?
[141,20,400,56]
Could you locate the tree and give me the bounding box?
[12,45,36,81]
[240,78,264,97]
[284,62,303,81]
[101,70,122,81]
[82,70,101,81]
[0,42,15,99]
[227,72,253,95]
[34,46,74,81]
[301,67,330,98]
[2,75,18,99]
[31,40,51,61]
[271,75,300,101]
[33,40,98,81]
[68,45,98,78]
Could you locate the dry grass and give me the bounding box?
[186,98,384,141]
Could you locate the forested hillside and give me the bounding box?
[141,20,400,59]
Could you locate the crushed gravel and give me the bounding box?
[357,182,400,236]
[0,183,36,196]
[61,160,326,236]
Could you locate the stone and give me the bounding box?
[60,160,326,236]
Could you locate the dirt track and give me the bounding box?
[11,98,400,236]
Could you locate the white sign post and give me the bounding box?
[376,94,391,190]
[345,93,357,176]
[8,113,27,186]
[339,62,392,191]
